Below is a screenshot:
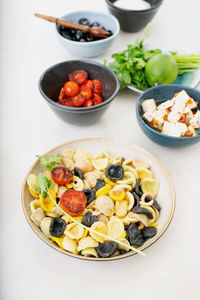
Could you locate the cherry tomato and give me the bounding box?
[51,167,73,185]
[58,87,66,101]
[64,81,79,97]
[71,94,86,107]
[85,80,93,90]
[58,97,72,107]
[69,70,88,85]
[92,79,103,95]
[60,190,87,216]
[93,93,103,106]
[83,99,93,107]
[80,85,92,100]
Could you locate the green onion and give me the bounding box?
[172,53,200,75]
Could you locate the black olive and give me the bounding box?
[78,18,90,26]
[134,178,143,197]
[132,192,140,208]
[125,223,144,247]
[142,226,157,240]
[60,30,72,40]
[74,167,84,180]
[153,199,161,211]
[90,21,101,27]
[80,38,86,42]
[119,249,128,255]
[83,189,96,205]
[105,164,124,181]
[56,197,60,204]
[133,206,153,219]
[96,241,117,258]
[145,196,153,202]
[107,30,113,37]
[95,178,106,190]
[82,211,98,227]
[121,157,126,165]
[99,25,106,30]
[68,28,76,36]
[85,33,94,42]
[49,217,66,237]
[74,30,84,41]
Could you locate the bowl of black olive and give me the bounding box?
[56,10,120,57]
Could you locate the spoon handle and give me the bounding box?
[35,13,90,33]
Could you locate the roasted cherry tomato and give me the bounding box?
[58,97,72,107]
[58,87,66,101]
[83,99,93,107]
[60,190,87,216]
[64,81,79,97]
[85,80,93,90]
[51,167,73,185]
[71,94,86,107]
[69,70,88,85]
[92,79,103,95]
[92,93,103,105]
[80,85,92,100]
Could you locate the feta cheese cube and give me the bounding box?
[167,110,181,123]
[141,99,156,113]
[189,111,200,129]
[157,99,175,111]
[186,126,196,136]
[186,97,197,110]
[169,90,190,117]
[162,121,187,137]
[143,112,154,123]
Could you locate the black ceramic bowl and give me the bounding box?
[39,60,120,125]
[105,0,163,32]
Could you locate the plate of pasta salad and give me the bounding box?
[21,137,175,260]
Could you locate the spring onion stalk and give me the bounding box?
[47,191,146,257]
[172,53,200,75]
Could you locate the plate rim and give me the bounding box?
[21,136,176,261]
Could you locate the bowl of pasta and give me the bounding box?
[21,137,175,260]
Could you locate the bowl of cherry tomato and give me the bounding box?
[56,11,120,57]
[39,60,120,125]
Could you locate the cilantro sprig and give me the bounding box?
[36,154,62,171]
[36,173,51,197]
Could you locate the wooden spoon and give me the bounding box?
[35,13,110,38]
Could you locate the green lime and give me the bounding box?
[145,54,178,86]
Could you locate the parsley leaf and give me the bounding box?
[36,173,51,198]
[36,154,62,171]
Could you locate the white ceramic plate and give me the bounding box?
[21,137,175,261]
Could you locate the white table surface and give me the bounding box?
[1,0,200,299]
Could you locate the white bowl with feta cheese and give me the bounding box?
[136,85,200,147]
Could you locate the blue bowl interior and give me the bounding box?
[137,85,200,144]
[56,11,119,39]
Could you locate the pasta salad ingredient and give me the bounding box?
[27,150,161,258]
[58,70,103,108]
[142,90,200,137]
[106,31,200,90]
